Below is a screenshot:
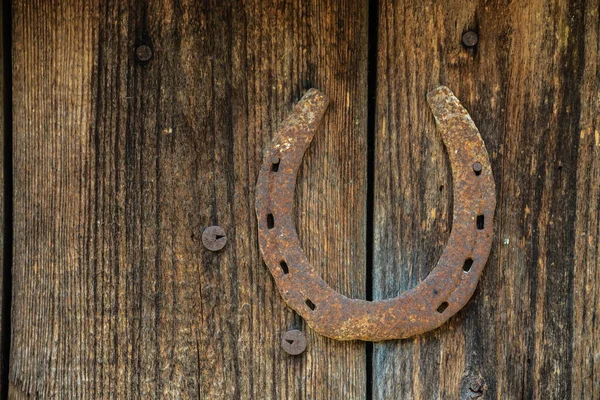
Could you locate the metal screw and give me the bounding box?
[462,31,479,47]
[202,226,227,251]
[135,44,153,62]
[473,162,483,173]
[281,329,307,355]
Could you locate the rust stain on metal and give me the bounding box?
[255,86,496,341]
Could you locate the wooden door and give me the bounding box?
[2,0,599,399]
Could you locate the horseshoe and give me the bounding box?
[255,86,496,341]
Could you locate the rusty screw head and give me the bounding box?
[473,162,483,173]
[281,329,307,355]
[135,44,153,62]
[462,31,479,47]
[202,226,227,251]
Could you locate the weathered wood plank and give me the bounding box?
[572,2,600,398]
[10,0,368,398]
[10,3,98,397]
[373,0,596,399]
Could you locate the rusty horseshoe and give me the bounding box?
[255,86,496,341]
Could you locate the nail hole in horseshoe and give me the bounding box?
[437,301,449,313]
[280,260,289,274]
[305,299,316,311]
[476,215,485,230]
[463,258,474,272]
[271,157,280,172]
[267,214,275,229]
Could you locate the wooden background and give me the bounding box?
[3,0,599,399]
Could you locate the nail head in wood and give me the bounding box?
[281,329,307,355]
[202,225,227,251]
[462,31,479,47]
[135,44,153,62]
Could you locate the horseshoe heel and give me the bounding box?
[256,86,496,341]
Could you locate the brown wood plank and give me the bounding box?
[373,0,597,399]
[10,0,368,398]
[572,2,600,398]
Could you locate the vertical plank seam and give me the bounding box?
[366,0,380,398]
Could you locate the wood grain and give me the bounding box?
[572,1,600,398]
[373,0,597,399]
[10,0,368,398]
[9,0,600,398]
